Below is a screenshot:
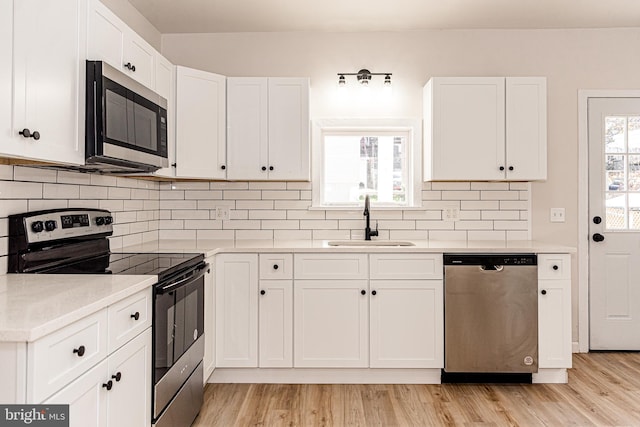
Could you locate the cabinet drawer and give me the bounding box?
[538,254,571,280]
[370,254,443,280]
[28,309,108,403]
[260,254,293,280]
[107,288,152,353]
[294,254,368,279]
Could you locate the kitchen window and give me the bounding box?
[312,119,422,208]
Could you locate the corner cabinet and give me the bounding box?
[175,66,227,179]
[227,77,310,181]
[0,0,86,165]
[423,77,547,181]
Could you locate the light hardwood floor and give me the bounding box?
[194,352,640,426]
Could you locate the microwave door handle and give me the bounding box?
[156,263,209,295]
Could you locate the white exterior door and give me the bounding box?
[589,97,640,350]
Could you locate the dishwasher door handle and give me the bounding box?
[480,265,504,272]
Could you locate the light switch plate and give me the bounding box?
[550,208,565,223]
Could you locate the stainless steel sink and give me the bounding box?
[327,240,416,247]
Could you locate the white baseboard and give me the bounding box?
[572,341,581,353]
[209,368,442,384]
[532,369,568,384]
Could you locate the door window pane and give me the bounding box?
[604,116,640,230]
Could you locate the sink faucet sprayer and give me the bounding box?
[363,195,379,240]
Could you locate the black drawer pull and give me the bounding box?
[102,380,113,391]
[112,372,122,382]
[131,312,140,321]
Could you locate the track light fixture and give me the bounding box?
[337,69,392,86]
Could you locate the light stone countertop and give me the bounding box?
[0,274,156,342]
[121,239,577,258]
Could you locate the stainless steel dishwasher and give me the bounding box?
[443,253,538,376]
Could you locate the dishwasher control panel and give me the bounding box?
[443,254,537,266]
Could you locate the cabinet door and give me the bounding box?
[370,280,443,368]
[267,78,310,180]
[425,77,505,181]
[9,0,85,165]
[203,258,215,382]
[505,77,547,180]
[154,55,176,178]
[259,280,293,367]
[0,1,12,143]
[538,279,572,368]
[294,280,369,368]
[106,329,151,427]
[44,359,108,427]
[226,77,268,180]
[176,66,227,179]
[215,254,258,367]
[87,0,125,71]
[122,30,155,89]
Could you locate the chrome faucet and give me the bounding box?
[363,195,378,240]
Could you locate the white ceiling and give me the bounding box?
[128,0,640,33]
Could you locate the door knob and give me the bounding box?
[593,233,605,242]
[593,216,602,224]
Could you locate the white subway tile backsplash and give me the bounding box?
[198,230,235,240]
[300,191,312,200]
[481,210,521,220]
[421,191,442,200]
[286,182,312,190]
[470,182,509,190]
[159,229,196,240]
[432,182,471,191]
[300,220,338,229]
[500,200,529,210]
[0,181,43,199]
[160,200,197,210]
[287,210,325,220]
[80,185,108,200]
[230,210,249,220]
[160,190,185,200]
[124,200,144,211]
[0,165,13,180]
[28,199,67,212]
[68,200,99,209]
[223,190,262,200]
[0,199,27,217]
[236,200,274,210]
[429,230,467,241]
[172,210,209,220]
[0,219,7,238]
[184,220,222,230]
[312,230,350,240]
[90,174,118,187]
[442,191,480,201]
[115,211,138,224]
[57,171,92,185]
[249,182,287,190]
[274,230,312,240]
[168,181,210,190]
[468,230,507,241]
[326,210,362,220]
[461,201,500,210]
[261,220,300,229]
[480,191,520,200]
[403,210,442,220]
[389,230,429,240]
[507,231,530,240]
[185,190,223,200]
[14,167,57,183]
[454,221,493,230]
[509,182,529,190]
[210,182,249,190]
[274,200,311,210]
[249,210,287,220]
[236,230,273,240]
[378,220,415,230]
[223,220,261,230]
[108,187,131,200]
[198,200,235,210]
[458,210,481,220]
[416,221,455,230]
[494,221,528,230]
[131,189,151,200]
[262,191,300,200]
[43,183,80,199]
[159,220,184,230]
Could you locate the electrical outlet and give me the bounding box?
[215,206,230,221]
[550,208,565,223]
[444,206,460,221]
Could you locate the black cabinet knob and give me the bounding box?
[371,290,377,296]
[19,128,40,140]
[361,290,366,295]
[593,233,605,242]
[102,380,113,391]
[508,166,514,171]
[171,163,177,168]
[131,312,140,321]
[552,265,559,271]
[499,166,505,171]
[73,345,86,357]
[221,165,226,170]
[541,290,547,295]
[112,372,122,382]
[124,62,136,72]
[260,290,266,295]
[261,166,267,171]
[269,166,274,171]
[273,264,279,270]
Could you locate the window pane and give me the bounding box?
[606,155,624,192]
[629,116,640,153]
[605,117,626,153]
[606,192,626,229]
[323,132,408,206]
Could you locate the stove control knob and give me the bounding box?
[44,220,57,232]
[96,216,105,226]
[104,216,113,225]
[31,221,44,233]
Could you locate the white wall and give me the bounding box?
[162,28,640,345]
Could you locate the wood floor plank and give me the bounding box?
[193,352,640,426]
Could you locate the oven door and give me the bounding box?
[154,262,207,382]
[153,262,208,420]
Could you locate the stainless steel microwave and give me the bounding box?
[85,60,168,173]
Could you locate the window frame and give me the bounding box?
[312,118,422,209]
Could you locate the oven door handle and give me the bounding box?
[156,263,209,295]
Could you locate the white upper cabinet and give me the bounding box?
[88,0,155,89]
[175,66,226,179]
[153,55,176,178]
[423,77,546,181]
[2,0,86,165]
[227,77,310,181]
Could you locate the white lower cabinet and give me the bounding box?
[538,254,572,369]
[204,256,216,382]
[45,328,151,427]
[215,254,258,367]
[294,280,369,368]
[259,280,293,367]
[370,280,443,368]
